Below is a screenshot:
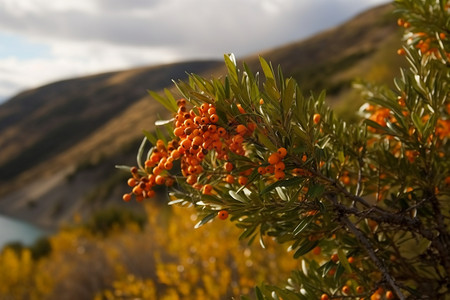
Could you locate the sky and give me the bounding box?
[0,0,389,103]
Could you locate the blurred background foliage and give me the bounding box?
[0,202,302,299]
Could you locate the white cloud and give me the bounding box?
[0,0,390,102]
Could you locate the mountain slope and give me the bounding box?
[0,3,402,229]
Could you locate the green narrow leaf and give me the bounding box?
[282,78,295,116]
[259,56,275,80]
[148,90,177,113]
[261,177,304,195]
[255,286,264,300]
[224,54,239,85]
[115,165,132,172]
[307,184,325,199]
[256,130,277,152]
[194,212,216,228]
[163,88,178,111]
[338,248,352,274]
[136,137,147,170]
[364,119,387,133]
[293,240,319,258]
[155,118,174,126]
[143,130,157,145]
[293,216,313,236]
[229,191,248,203]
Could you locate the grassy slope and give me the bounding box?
[0,3,404,228]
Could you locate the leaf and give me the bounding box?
[115,165,132,172]
[261,177,304,195]
[282,77,295,114]
[229,191,248,203]
[364,119,387,133]
[224,54,238,85]
[148,90,177,113]
[338,248,352,274]
[306,184,325,199]
[293,216,313,236]
[255,286,264,300]
[143,130,158,145]
[194,212,216,228]
[136,137,147,170]
[293,240,319,258]
[259,56,275,80]
[155,118,174,126]
[256,130,277,152]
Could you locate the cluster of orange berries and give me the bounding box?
[320,287,395,300]
[123,98,260,203]
[257,147,288,181]
[397,18,449,60]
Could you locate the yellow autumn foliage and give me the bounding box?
[0,202,300,299]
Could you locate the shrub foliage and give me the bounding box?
[119,0,449,299]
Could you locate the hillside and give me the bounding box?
[0,3,402,229]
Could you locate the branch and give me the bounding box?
[330,195,406,300]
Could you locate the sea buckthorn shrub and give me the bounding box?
[119,0,449,299]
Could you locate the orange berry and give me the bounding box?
[277,147,287,158]
[274,171,285,181]
[224,174,235,184]
[155,175,165,185]
[164,161,173,170]
[237,104,246,114]
[127,178,137,187]
[268,153,281,165]
[259,98,264,105]
[312,246,321,255]
[152,166,162,176]
[328,268,336,276]
[397,48,406,56]
[403,21,410,28]
[208,107,216,115]
[181,139,192,150]
[342,285,351,295]
[238,176,248,185]
[217,210,229,220]
[439,32,446,39]
[146,190,156,198]
[236,124,247,135]
[224,162,234,172]
[192,136,203,146]
[397,18,404,27]
[218,127,227,136]
[173,127,185,138]
[170,149,181,159]
[347,256,355,264]
[132,185,143,195]
[210,114,219,123]
[331,253,339,262]
[275,161,285,171]
[313,113,321,124]
[247,122,256,132]
[341,175,350,185]
[356,286,364,294]
[122,193,132,202]
[386,291,395,299]
[186,175,197,185]
[202,184,213,195]
[200,103,209,113]
[258,166,266,175]
[265,165,275,174]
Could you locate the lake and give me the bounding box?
[0,214,48,249]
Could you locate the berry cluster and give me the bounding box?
[122,98,259,204]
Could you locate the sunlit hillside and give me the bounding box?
[0,3,401,230]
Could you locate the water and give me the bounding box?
[0,214,47,249]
